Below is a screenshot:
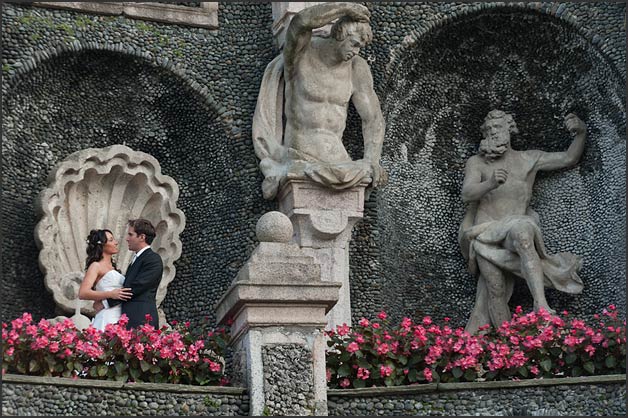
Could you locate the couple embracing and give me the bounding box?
[78,219,163,330]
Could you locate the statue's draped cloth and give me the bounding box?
[460,210,584,329]
[253,55,370,199]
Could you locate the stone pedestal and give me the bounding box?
[277,179,367,330]
[216,212,340,416]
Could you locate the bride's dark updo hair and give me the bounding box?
[85,229,117,270]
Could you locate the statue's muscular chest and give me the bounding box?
[480,154,536,196]
[294,55,353,104]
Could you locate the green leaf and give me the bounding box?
[114,373,129,383]
[150,365,161,374]
[115,362,126,374]
[408,368,418,382]
[140,360,151,372]
[549,347,563,356]
[583,362,595,374]
[565,353,577,364]
[352,378,366,389]
[464,369,477,381]
[129,367,140,380]
[28,360,41,373]
[384,377,394,387]
[452,367,463,379]
[337,364,351,377]
[540,358,552,372]
[97,365,108,377]
[398,355,408,366]
[605,356,617,369]
[357,358,371,369]
[518,366,528,378]
[571,366,582,377]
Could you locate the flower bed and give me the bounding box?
[2,314,230,386]
[326,306,626,389]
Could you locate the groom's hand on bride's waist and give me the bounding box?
[93,300,104,313]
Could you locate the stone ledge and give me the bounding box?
[2,374,247,394]
[31,2,218,29]
[328,374,627,397]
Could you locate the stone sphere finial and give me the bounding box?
[256,211,293,243]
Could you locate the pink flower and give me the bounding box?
[377,311,387,320]
[357,367,370,380]
[530,366,540,376]
[423,368,433,382]
[379,365,393,377]
[326,368,332,382]
[376,343,389,355]
[347,342,360,353]
[358,318,370,327]
[337,323,350,336]
[401,317,412,329]
[372,323,381,329]
[48,342,60,353]
[208,361,222,372]
[584,345,596,356]
[339,378,351,388]
[422,316,432,325]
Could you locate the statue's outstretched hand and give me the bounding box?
[564,113,586,136]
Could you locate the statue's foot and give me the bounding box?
[534,302,556,315]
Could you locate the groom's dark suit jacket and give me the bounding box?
[108,248,163,329]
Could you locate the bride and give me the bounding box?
[79,229,133,330]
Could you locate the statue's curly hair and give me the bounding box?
[480,110,519,136]
[330,16,373,45]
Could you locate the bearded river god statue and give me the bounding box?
[252,2,387,200]
[459,110,586,334]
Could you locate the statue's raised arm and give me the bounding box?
[252,2,386,200]
[534,113,587,171]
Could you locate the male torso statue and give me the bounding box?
[253,3,386,199]
[460,110,587,333]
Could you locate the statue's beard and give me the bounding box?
[479,136,509,160]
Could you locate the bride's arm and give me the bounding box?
[78,264,132,301]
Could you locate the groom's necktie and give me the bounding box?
[130,253,138,267]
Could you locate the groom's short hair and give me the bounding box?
[128,218,156,244]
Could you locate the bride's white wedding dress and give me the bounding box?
[91,270,125,331]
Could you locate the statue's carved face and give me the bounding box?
[338,34,365,61]
[480,117,511,160]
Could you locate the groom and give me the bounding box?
[102,218,163,329]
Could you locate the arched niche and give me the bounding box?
[349,7,625,325]
[2,46,268,324]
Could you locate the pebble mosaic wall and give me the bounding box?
[2,2,624,330]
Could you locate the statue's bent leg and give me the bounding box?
[507,223,556,315]
[476,255,511,327]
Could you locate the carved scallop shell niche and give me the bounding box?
[34,145,186,320]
